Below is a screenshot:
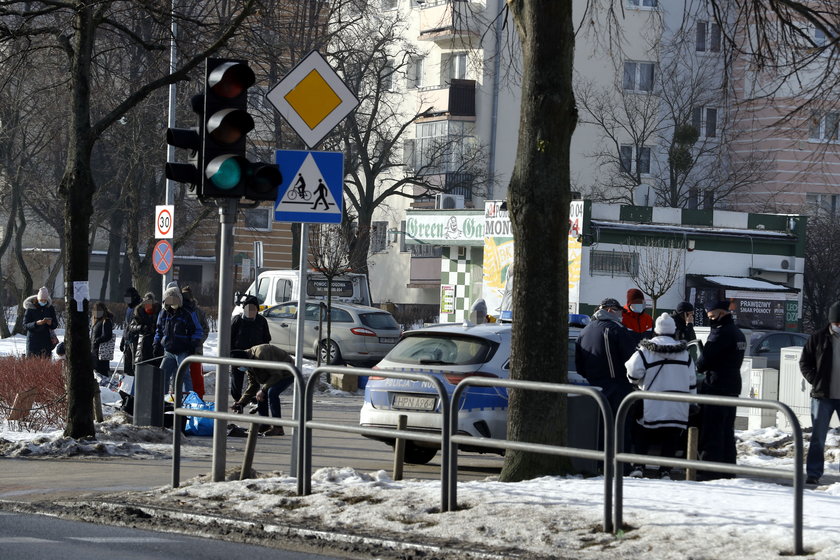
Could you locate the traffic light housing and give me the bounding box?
[199,58,255,198]
[165,95,203,189]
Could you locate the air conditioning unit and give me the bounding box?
[435,194,464,209]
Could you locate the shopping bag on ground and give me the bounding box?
[183,391,214,436]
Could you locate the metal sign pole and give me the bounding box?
[212,199,237,481]
[289,223,308,477]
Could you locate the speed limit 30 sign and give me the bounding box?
[155,205,174,239]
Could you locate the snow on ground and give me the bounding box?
[2,329,840,557]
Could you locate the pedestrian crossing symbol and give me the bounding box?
[274,150,343,224]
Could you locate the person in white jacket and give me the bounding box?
[625,312,697,479]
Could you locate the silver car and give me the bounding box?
[262,300,401,366]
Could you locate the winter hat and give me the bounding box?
[599,297,622,310]
[241,294,260,307]
[143,292,156,302]
[37,287,50,300]
[162,286,183,307]
[710,299,731,312]
[626,288,644,304]
[675,301,694,314]
[654,312,676,336]
[166,281,179,290]
[828,301,840,323]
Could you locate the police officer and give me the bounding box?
[696,299,746,479]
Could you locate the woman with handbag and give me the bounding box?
[91,301,115,379]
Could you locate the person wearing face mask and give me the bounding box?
[798,301,840,486]
[229,294,271,403]
[669,301,697,342]
[123,293,161,413]
[622,288,653,334]
[153,286,203,395]
[695,299,746,480]
[120,287,143,376]
[90,301,115,379]
[23,286,59,358]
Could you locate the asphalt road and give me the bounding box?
[0,511,345,560]
[0,392,504,503]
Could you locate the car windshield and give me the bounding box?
[359,312,399,330]
[386,334,497,365]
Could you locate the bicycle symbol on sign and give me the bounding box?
[286,173,311,201]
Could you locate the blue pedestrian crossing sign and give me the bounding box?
[274,150,343,224]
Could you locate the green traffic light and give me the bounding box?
[206,155,242,190]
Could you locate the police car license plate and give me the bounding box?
[392,394,436,411]
[379,337,397,343]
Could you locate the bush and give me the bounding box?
[0,356,66,431]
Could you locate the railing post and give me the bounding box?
[685,427,699,481]
[393,414,407,481]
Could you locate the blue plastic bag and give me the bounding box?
[183,391,215,436]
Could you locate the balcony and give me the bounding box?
[419,80,476,117]
[418,1,482,45]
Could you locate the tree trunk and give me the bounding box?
[500,0,576,482]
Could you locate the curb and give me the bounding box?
[0,498,541,560]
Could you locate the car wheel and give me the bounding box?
[319,339,343,365]
[401,443,438,465]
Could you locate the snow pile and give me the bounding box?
[148,466,840,559]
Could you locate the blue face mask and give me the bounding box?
[38,300,47,307]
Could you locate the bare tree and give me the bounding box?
[623,238,685,316]
[307,224,352,365]
[803,212,840,331]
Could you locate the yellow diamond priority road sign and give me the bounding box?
[266,50,359,149]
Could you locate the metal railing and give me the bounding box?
[170,355,305,489]
[614,391,804,555]
[301,366,453,509]
[448,378,614,531]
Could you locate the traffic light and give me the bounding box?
[165,95,203,189]
[200,58,255,198]
[244,162,283,201]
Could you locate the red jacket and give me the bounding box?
[622,306,653,333]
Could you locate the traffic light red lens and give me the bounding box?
[211,80,244,98]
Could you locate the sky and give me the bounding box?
[1,328,839,558]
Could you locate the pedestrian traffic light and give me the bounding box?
[244,162,283,201]
[200,58,255,199]
[165,95,203,189]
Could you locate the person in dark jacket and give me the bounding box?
[575,297,639,412]
[670,301,697,342]
[23,287,58,358]
[231,343,294,436]
[120,287,142,375]
[154,286,203,394]
[695,299,746,479]
[182,286,210,398]
[131,293,161,367]
[90,301,115,379]
[798,301,840,485]
[230,294,272,402]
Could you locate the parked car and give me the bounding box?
[749,331,809,370]
[262,300,401,366]
[359,323,583,464]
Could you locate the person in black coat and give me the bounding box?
[90,301,115,378]
[670,301,697,342]
[695,299,746,479]
[22,287,58,358]
[798,301,840,485]
[230,294,272,402]
[130,293,161,367]
[120,287,143,375]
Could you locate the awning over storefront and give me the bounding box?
[686,275,799,331]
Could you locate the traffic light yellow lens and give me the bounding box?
[210,157,242,189]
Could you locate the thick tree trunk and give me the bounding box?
[500,0,576,482]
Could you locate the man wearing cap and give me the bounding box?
[231,343,293,436]
[575,297,639,411]
[798,300,840,485]
[623,288,653,334]
[230,294,272,402]
[670,301,697,342]
[696,299,746,479]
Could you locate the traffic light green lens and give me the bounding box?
[210,158,241,189]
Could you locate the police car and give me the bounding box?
[358,322,582,464]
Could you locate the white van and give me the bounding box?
[239,270,371,311]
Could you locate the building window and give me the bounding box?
[619,144,651,175]
[696,20,721,52]
[590,250,639,277]
[441,51,467,83]
[381,60,394,91]
[414,120,474,175]
[806,193,839,215]
[627,0,658,7]
[622,61,655,92]
[241,207,272,232]
[692,107,718,138]
[408,56,425,89]
[809,112,839,141]
[370,221,388,253]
